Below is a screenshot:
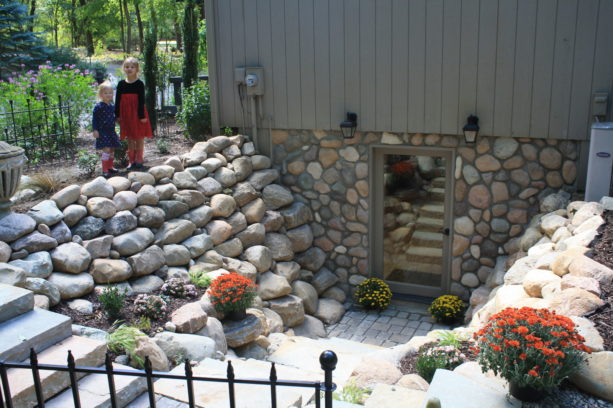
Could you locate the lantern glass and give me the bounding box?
[462,115,480,144]
[340,112,357,139]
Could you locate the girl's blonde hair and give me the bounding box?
[122,56,140,71]
[96,81,113,102]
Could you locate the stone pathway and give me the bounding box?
[325,299,450,347]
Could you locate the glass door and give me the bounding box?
[370,147,453,297]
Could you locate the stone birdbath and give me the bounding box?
[0,142,26,217]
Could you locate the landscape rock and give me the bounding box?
[89,259,132,283]
[51,185,81,209]
[67,298,93,314]
[568,255,613,285]
[81,177,114,198]
[311,268,339,294]
[314,298,345,325]
[133,337,170,372]
[243,245,272,273]
[48,272,94,299]
[50,221,72,244]
[268,295,305,327]
[23,277,60,306]
[0,213,36,242]
[196,317,227,355]
[295,247,326,272]
[571,351,613,402]
[257,272,292,300]
[171,302,208,334]
[9,251,53,278]
[548,288,604,317]
[154,331,217,363]
[222,314,264,348]
[50,242,91,273]
[128,245,165,276]
[292,315,326,339]
[112,228,155,256]
[291,280,319,315]
[82,235,113,259]
[350,357,403,389]
[11,231,58,253]
[0,263,26,286]
[27,200,64,226]
[130,275,164,293]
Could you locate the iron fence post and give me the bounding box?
[105,353,118,408]
[184,359,195,408]
[67,351,81,408]
[269,362,277,408]
[144,357,156,408]
[227,361,236,408]
[0,361,12,408]
[319,350,338,408]
[29,349,45,407]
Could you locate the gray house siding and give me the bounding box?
[206,0,613,141]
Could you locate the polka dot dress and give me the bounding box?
[92,102,121,149]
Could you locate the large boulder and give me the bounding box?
[292,315,326,339]
[0,263,26,286]
[50,243,92,274]
[222,314,263,348]
[51,185,81,209]
[112,228,155,256]
[47,272,94,299]
[548,288,604,316]
[196,317,227,355]
[257,272,292,300]
[268,295,305,327]
[171,302,208,334]
[23,277,60,306]
[128,245,165,277]
[27,200,63,226]
[154,332,217,362]
[11,231,58,253]
[314,298,345,325]
[568,255,613,285]
[571,351,613,402]
[242,245,272,273]
[89,259,132,283]
[291,280,319,315]
[132,337,170,372]
[9,251,53,278]
[0,213,36,242]
[104,211,138,235]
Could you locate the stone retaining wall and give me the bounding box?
[271,130,578,298]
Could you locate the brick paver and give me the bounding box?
[325,299,451,348]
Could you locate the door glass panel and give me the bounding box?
[382,154,446,288]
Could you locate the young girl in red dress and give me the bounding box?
[92,81,121,178]
[115,56,153,169]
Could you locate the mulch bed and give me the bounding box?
[51,286,207,337]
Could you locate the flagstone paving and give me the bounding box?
[325,299,451,347]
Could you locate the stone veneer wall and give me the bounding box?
[271,130,579,299]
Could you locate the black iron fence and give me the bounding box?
[0,97,77,166]
[0,348,338,408]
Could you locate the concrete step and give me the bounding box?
[268,336,383,389]
[45,363,147,408]
[410,231,443,248]
[419,204,444,218]
[0,308,72,362]
[0,284,33,323]
[415,216,444,232]
[405,246,442,264]
[427,187,445,201]
[127,394,190,407]
[155,357,320,408]
[423,368,520,408]
[5,336,107,408]
[432,177,446,188]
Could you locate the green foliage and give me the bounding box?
[0,1,49,79]
[416,344,466,383]
[333,379,370,404]
[77,150,99,176]
[143,2,158,131]
[114,140,129,168]
[99,286,128,320]
[156,137,169,154]
[107,324,146,368]
[436,331,462,348]
[134,316,152,332]
[198,20,207,72]
[181,0,199,88]
[222,127,233,136]
[177,82,210,140]
[188,269,212,288]
[354,278,392,310]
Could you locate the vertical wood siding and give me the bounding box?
[209,0,613,140]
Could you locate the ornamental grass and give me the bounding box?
[473,307,591,391]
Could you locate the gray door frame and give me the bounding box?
[368,145,456,298]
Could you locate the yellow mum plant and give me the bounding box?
[429,295,465,324]
[354,278,392,310]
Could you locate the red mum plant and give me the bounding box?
[208,273,257,314]
[473,307,591,391]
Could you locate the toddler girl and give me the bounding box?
[92,81,121,178]
[115,56,153,169]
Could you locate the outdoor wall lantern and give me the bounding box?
[340,112,358,139]
[463,115,480,144]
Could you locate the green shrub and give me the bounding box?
[436,331,462,348]
[177,82,210,141]
[428,295,465,324]
[77,150,99,176]
[416,345,466,383]
[156,137,170,154]
[354,278,392,310]
[107,324,146,368]
[98,286,127,320]
[188,269,212,288]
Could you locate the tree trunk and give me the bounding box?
[134,0,144,52]
[118,0,126,52]
[78,0,94,56]
[28,0,36,32]
[174,21,182,51]
[70,0,77,48]
[123,0,131,54]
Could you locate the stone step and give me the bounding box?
[392,260,443,275]
[410,231,443,248]
[432,177,446,188]
[0,308,72,362]
[45,363,147,408]
[423,369,520,408]
[427,187,445,201]
[0,284,33,323]
[5,336,107,408]
[268,336,383,389]
[127,394,190,407]
[405,246,442,264]
[419,204,444,218]
[154,357,320,408]
[433,166,446,178]
[415,216,444,232]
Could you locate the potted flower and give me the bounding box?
[354,278,392,310]
[473,307,591,402]
[428,295,465,324]
[208,273,257,321]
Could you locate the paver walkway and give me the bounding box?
[325,299,450,347]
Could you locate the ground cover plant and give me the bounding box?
[107,323,147,368]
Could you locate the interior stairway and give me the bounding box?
[395,175,446,279]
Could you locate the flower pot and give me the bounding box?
[226,309,247,321]
[509,381,548,402]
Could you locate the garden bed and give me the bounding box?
[589,210,613,351]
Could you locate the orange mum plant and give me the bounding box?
[473,307,591,391]
[208,273,257,314]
